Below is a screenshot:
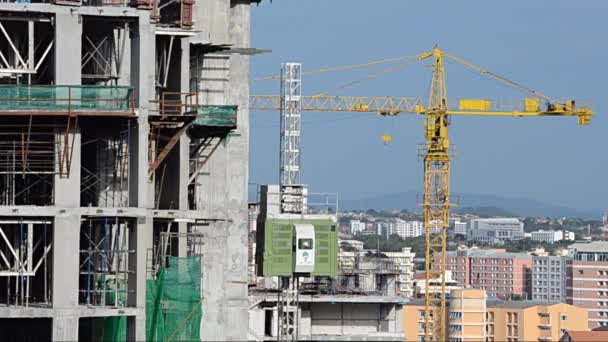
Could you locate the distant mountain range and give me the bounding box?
[340,190,600,219]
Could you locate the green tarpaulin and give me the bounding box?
[0,85,132,111]
[192,105,237,126]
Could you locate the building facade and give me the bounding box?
[454,221,467,236]
[469,250,532,299]
[566,241,608,329]
[439,247,532,299]
[349,220,366,234]
[404,289,589,342]
[448,289,487,342]
[532,256,568,301]
[394,219,424,238]
[467,218,524,243]
[530,230,575,243]
[384,247,417,297]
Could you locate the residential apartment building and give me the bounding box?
[454,221,467,236]
[448,289,487,342]
[413,270,461,298]
[443,247,477,287]
[439,247,532,299]
[566,241,608,329]
[394,219,424,238]
[376,222,391,239]
[404,289,589,342]
[470,250,532,299]
[349,220,366,234]
[384,247,417,297]
[467,218,525,243]
[485,301,588,342]
[530,230,575,243]
[532,256,568,301]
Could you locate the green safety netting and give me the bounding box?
[99,257,201,342]
[192,105,237,126]
[103,316,127,342]
[0,85,132,111]
[146,256,202,342]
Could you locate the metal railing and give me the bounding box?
[150,92,199,115]
[0,85,134,114]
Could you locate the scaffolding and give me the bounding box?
[81,19,130,84]
[79,217,134,307]
[0,219,53,307]
[81,123,131,207]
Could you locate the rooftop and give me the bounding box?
[562,331,608,342]
[471,218,521,223]
[486,300,561,309]
[405,298,563,309]
[568,241,608,253]
[469,250,532,259]
[250,292,407,304]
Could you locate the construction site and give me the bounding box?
[0,0,598,341]
[0,0,254,340]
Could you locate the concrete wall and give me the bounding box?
[307,302,400,336]
[191,0,251,340]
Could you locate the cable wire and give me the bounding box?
[253,55,418,81]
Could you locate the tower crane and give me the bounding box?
[250,47,593,341]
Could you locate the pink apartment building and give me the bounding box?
[566,241,608,329]
[438,247,532,300]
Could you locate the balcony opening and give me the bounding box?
[79,316,128,342]
[0,218,53,308]
[0,318,52,342]
[80,119,132,208]
[78,217,135,307]
[0,13,54,86]
[82,17,133,86]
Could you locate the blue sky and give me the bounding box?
[249,0,606,211]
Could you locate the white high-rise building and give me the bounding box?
[467,218,524,243]
[450,218,467,236]
[349,220,366,234]
[394,219,424,238]
[384,247,417,297]
[530,230,575,243]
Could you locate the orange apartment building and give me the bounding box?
[566,241,608,329]
[438,247,532,299]
[404,289,588,342]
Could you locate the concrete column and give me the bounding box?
[177,134,190,257]
[54,13,82,84]
[129,115,153,209]
[52,214,81,308]
[130,13,156,109]
[52,214,81,340]
[219,2,251,341]
[53,315,79,341]
[54,127,81,207]
[127,216,152,341]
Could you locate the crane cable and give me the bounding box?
[253,55,419,81]
[443,52,557,103]
[313,57,419,97]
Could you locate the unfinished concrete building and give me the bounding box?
[0,0,254,340]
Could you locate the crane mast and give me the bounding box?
[420,47,451,341]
